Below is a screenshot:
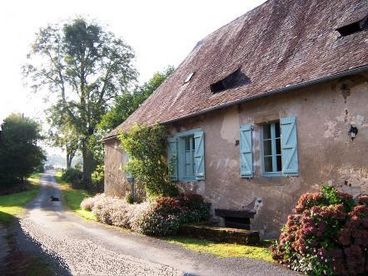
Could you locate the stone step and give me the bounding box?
[179,224,260,245]
[225,221,251,230]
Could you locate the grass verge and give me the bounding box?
[165,236,274,263]
[55,171,96,221]
[0,174,41,224]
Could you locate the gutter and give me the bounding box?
[104,65,368,142]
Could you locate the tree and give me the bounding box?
[24,18,137,187]
[46,104,80,169]
[0,114,46,189]
[99,66,174,132]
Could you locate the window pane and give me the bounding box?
[275,122,280,138]
[276,138,281,154]
[277,156,282,172]
[264,156,273,172]
[263,124,271,139]
[264,140,272,156]
[185,137,190,150]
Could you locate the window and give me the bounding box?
[240,117,299,178]
[337,16,368,37]
[181,135,195,179]
[210,68,251,93]
[167,129,205,181]
[262,121,282,175]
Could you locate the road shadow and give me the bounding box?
[0,186,71,275]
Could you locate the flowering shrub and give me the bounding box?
[134,193,211,236]
[80,193,104,211]
[272,186,368,275]
[80,192,210,236]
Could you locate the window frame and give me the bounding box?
[261,121,282,177]
[174,128,201,182]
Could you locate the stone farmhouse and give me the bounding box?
[104,0,368,236]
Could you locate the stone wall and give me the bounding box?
[104,139,130,197]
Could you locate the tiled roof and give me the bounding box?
[106,0,368,140]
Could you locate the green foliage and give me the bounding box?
[61,168,83,188]
[272,185,368,275]
[125,193,135,204]
[0,174,41,223]
[99,66,174,132]
[46,104,80,169]
[321,185,354,212]
[119,124,178,198]
[0,114,45,189]
[91,164,104,192]
[24,17,137,186]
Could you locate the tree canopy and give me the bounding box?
[0,114,45,189]
[98,66,174,132]
[24,18,137,186]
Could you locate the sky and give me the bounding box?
[0,0,266,155]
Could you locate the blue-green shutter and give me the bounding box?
[167,137,178,181]
[281,116,299,176]
[240,124,253,178]
[194,131,205,180]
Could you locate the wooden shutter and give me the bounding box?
[167,137,178,181]
[194,131,205,181]
[281,116,299,176]
[240,124,253,178]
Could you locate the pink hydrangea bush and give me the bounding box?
[272,186,368,275]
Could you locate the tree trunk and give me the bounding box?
[66,153,72,170]
[66,146,76,170]
[82,141,97,190]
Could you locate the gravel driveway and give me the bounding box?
[17,172,297,276]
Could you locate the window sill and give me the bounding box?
[178,177,197,182]
[262,172,282,177]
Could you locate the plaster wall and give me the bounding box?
[168,75,368,237]
[104,75,368,237]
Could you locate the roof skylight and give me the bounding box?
[184,72,195,83]
[210,68,251,94]
[337,16,368,36]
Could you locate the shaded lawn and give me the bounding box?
[0,174,41,224]
[55,171,96,221]
[165,236,274,263]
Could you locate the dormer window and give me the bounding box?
[210,68,250,94]
[337,16,368,37]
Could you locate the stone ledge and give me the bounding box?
[179,224,260,245]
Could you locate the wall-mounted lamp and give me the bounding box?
[348,125,358,140]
